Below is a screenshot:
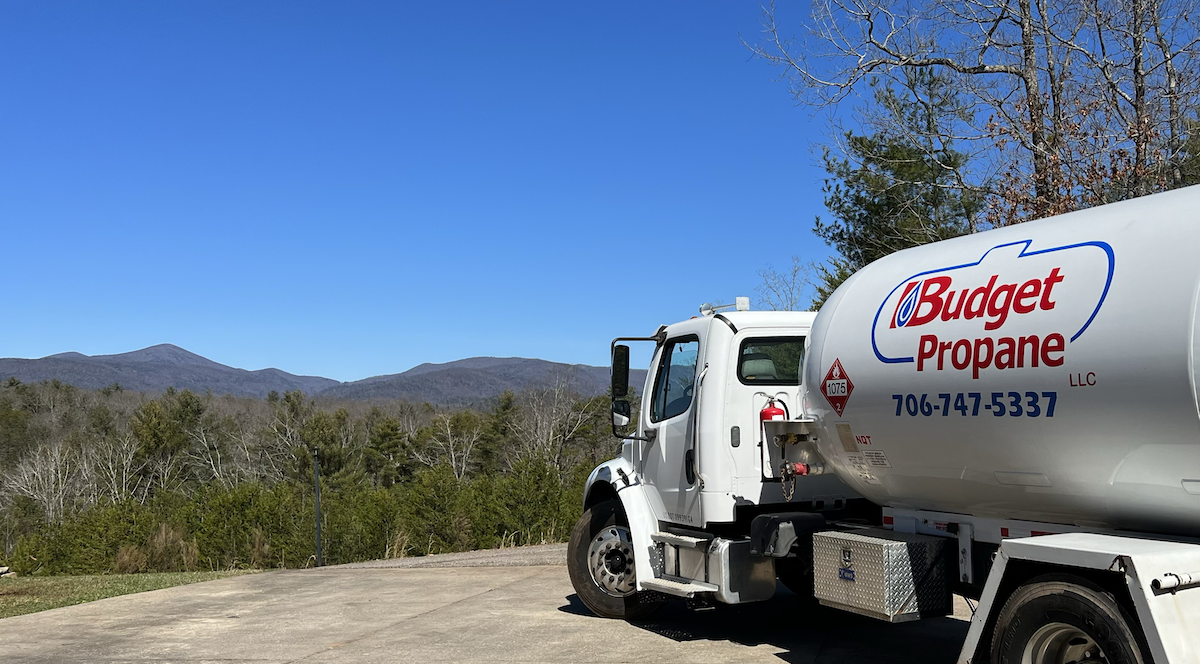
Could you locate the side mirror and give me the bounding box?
[611,345,630,398]
[612,399,631,428]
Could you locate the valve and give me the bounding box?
[780,461,810,480]
[773,433,809,446]
[779,461,809,502]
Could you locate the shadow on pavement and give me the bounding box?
[560,585,969,664]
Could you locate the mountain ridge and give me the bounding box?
[0,345,641,404]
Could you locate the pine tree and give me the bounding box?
[812,70,981,307]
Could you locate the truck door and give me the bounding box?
[641,334,703,526]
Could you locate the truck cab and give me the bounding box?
[567,302,869,619]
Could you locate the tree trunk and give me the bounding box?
[1018,0,1052,214]
[1149,0,1183,187]
[1132,0,1149,195]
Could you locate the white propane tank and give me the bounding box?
[803,186,1200,537]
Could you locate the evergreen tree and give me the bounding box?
[812,70,981,307]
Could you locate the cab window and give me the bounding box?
[650,337,699,422]
[738,337,805,385]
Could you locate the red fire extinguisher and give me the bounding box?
[760,398,786,422]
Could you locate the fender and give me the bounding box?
[957,533,1200,664]
[583,456,660,592]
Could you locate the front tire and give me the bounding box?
[567,499,663,620]
[991,575,1146,664]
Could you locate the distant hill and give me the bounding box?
[0,345,337,398]
[0,346,645,404]
[322,357,649,405]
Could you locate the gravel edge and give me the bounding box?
[328,543,569,569]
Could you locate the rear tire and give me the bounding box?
[991,575,1145,664]
[567,499,663,621]
[775,541,816,602]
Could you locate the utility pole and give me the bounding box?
[311,446,323,567]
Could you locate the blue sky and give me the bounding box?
[1,1,833,382]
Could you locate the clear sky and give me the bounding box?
[1,1,833,382]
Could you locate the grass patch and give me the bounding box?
[0,570,260,620]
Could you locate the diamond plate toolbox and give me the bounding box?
[812,529,950,623]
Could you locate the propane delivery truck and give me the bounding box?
[567,186,1200,663]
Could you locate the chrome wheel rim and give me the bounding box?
[1022,622,1107,664]
[588,525,636,597]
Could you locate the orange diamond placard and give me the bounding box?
[821,359,854,417]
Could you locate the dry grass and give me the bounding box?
[0,570,258,620]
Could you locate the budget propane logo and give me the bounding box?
[871,239,1114,378]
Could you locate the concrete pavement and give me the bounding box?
[1,545,973,663]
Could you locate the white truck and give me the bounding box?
[567,186,1200,664]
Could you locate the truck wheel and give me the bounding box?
[775,553,815,602]
[990,575,1145,664]
[567,499,663,621]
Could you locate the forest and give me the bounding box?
[0,377,620,575]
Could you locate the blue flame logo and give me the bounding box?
[894,281,921,327]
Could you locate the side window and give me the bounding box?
[738,337,805,385]
[650,337,699,422]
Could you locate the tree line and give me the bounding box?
[749,0,1200,310]
[0,377,619,575]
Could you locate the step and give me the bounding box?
[651,531,710,548]
[641,577,719,598]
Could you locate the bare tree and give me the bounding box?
[747,0,1200,222]
[412,412,481,481]
[185,411,240,488]
[144,451,184,499]
[512,373,593,471]
[2,439,84,523]
[756,256,814,311]
[394,402,436,438]
[268,391,310,451]
[85,431,145,503]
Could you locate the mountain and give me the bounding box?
[319,357,648,405]
[0,347,644,404]
[0,344,337,398]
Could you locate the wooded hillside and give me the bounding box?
[0,376,625,574]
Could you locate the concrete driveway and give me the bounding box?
[1,544,972,663]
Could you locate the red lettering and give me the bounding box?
[1041,268,1064,310]
[1041,332,1065,366]
[910,277,951,326]
[985,283,1016,330]
[1017,335,1040,368]
[1013,279,1041,314]
[917,335,938,371]
[941,290,966,321]
[964,275,998,320]
[995,337,1016,369]
[951,340,971,370]
[913,332,1065,373]
[938,341,953,370]
[972,338,994,379]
